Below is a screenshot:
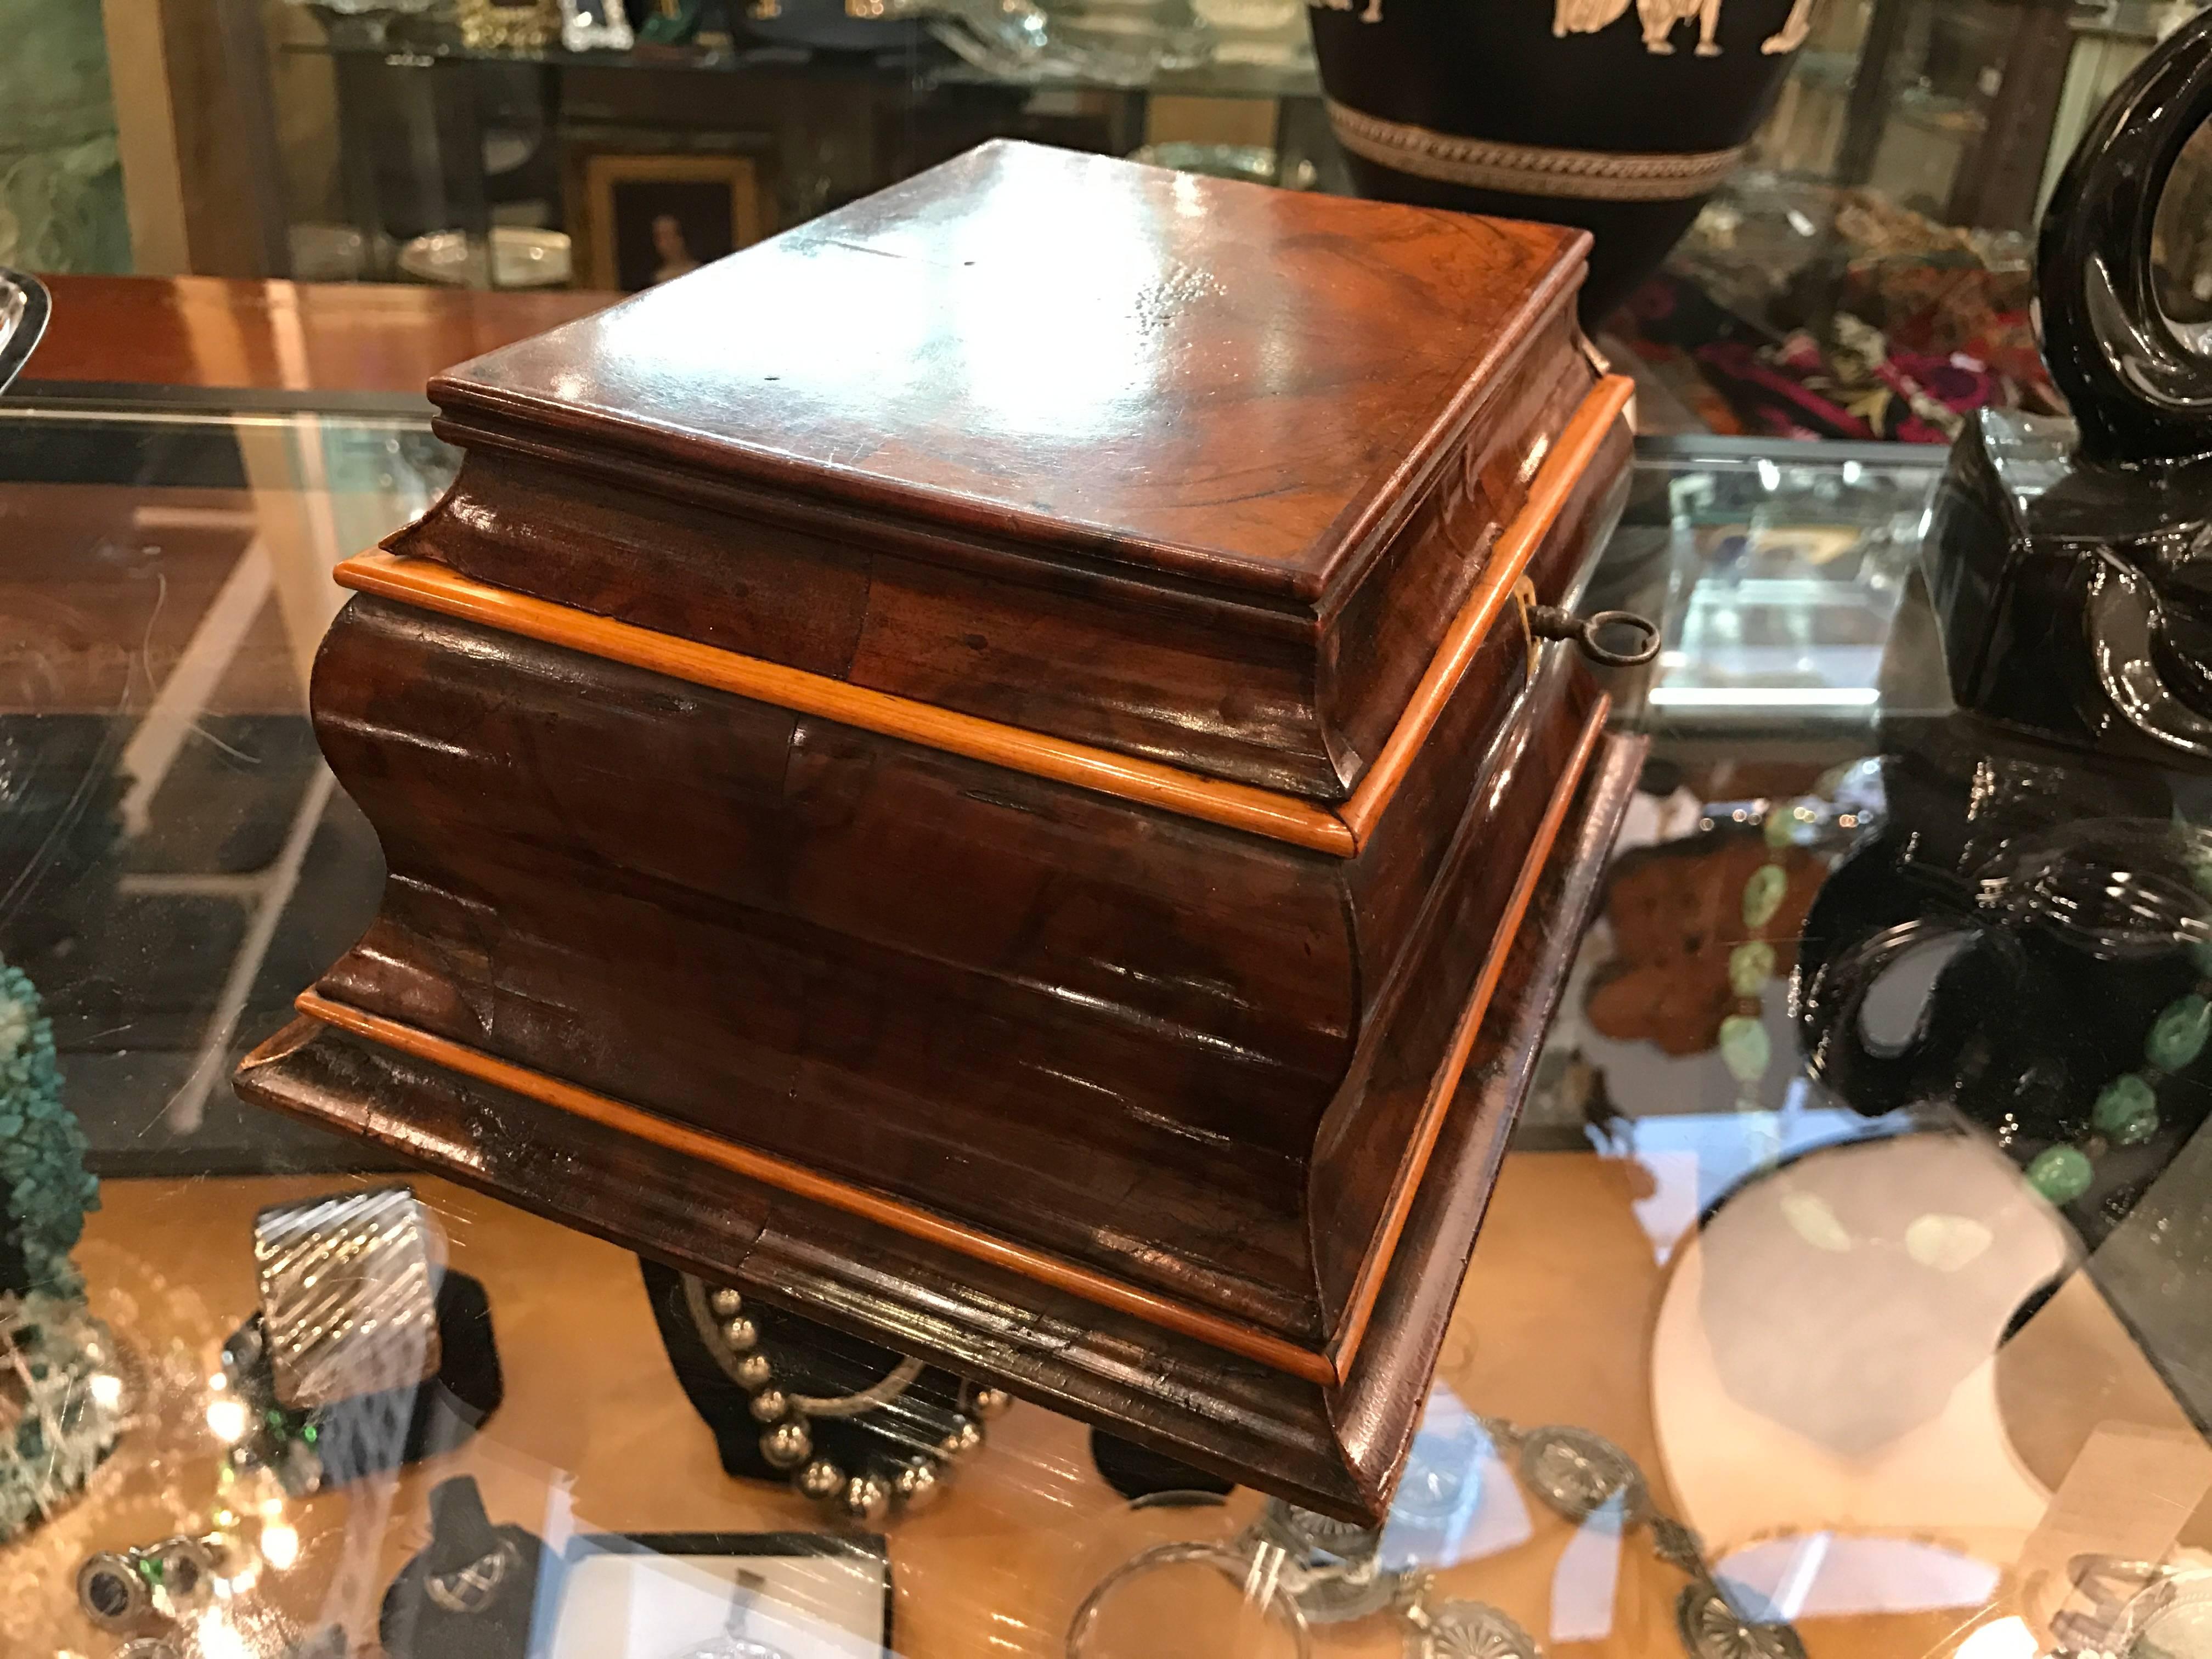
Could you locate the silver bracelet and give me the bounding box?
[1065,1538,1313,1659]
[1065,1498,1543,1659]
[1481,1417,1804,1659]
[1065,1411,1800,1659]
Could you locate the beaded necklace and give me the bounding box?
[1717,798,1822,1109]
[2013,829,2212,1204]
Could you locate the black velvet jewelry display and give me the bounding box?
[222,1268,504,1491]
[640,1259,972,1487]
[1087,1429,1235,1503]
[380,1476,548,1659]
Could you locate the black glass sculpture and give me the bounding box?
[1796,712,2212,1242]
[1926,10,2212,764]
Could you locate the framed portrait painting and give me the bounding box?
[572,152,772,291]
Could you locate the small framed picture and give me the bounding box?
[539,1532,892,1658]
[573,153,771,291]
[560,0,634,50]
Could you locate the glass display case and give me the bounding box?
[278,5,1331,288]
[247,0,2212,461]
[1612,0,2212,443]
[3,383,2205,1657]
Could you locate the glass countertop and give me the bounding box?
[0,392,2203,1658]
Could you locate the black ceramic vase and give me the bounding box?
[1926,10,2212,764]
[1305,0,1808,320]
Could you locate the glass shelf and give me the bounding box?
[285,21,1318,98]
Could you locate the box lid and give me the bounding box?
[396,141,1606,802]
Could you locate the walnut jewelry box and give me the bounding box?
[236,140,1648,1522]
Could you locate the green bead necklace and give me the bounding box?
[1729,800,2209,1208]
[2018,934,2211,1206]
[1719,800,1814,1108]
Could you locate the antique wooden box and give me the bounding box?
[236,142,1645,1520]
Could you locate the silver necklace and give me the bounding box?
[669,1570,792,1659]
[1063,1495,1540,1659]
[1065,1419,1806,1659]
[1480,1417,1806,1659]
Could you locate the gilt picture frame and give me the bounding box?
[569,151,772,292]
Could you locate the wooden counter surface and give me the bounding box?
[26,275,617,394]
[4,1151,2185,1656]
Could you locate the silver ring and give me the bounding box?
[77,1551,151,1632]
[424,1538,522,1615]
[1066,1541,1312,1659]
[140,1535,218,1617]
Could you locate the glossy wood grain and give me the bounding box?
[1328,685,1609,1369]
[394,142,1601,799]
[1331,730,1645,1489]
[1336,374,1633,843]
[29,274,616,392]
[311,594,1343,1339]
[293,637,1604,1380]
[430,142,1587,599]
[302,590,1609,1349]
[291,988,1337,1385]
[334,374,1628,858]
[236,731,1646,1521]
[331,551,1356,855]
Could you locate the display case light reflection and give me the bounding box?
[207,1395,251,1443]
[1647,686,1880,708]
[260,1520,300,1572]
[1954,1617,2036,1659]
[193,1610,256,1659]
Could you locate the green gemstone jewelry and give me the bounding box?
[2016,822,2212,1207]
[1720,798,1821,1107]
